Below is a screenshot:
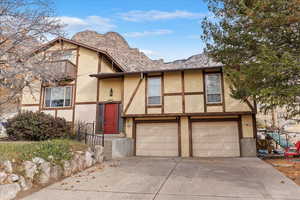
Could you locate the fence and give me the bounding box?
[76,122,104,149]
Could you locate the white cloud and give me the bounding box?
[140,49,156,56]
[124,29,173,38]
[57,16,116,35]
[120,10,206,22]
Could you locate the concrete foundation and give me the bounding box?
[103,137,134,160]
[240,138,257,157]
[112,138,134,159]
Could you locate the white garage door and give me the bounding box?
[192,121,240,157]
[136,122,178,157]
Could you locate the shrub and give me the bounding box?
[5,111,70,141]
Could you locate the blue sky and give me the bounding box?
[53,0,210,61]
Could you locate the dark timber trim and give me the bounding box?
[124,77,144,114]
[181,71,185,114]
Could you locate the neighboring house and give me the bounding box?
[21,37,257,158]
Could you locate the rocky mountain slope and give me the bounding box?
[72,30,220,72]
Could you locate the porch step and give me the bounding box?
[103,137,134,160]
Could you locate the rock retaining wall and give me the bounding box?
[0,145,104,200]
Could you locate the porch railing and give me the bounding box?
[76,122,104,149]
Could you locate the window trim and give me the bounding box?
[147,76,162,106]
[205,73,223,104]
[43,86,73,108]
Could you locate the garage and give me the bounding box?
[191,120,240,157]
[135,122,179,157]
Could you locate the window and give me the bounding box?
[44,86,72,108]
[205,73,222,104]
[147,77,161,105]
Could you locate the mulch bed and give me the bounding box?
[265,158,300,186]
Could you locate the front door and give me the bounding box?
[103,103,119,134]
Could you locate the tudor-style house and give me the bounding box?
[21,37,257,158]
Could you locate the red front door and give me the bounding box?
[104,104,119,134]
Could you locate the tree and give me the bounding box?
[0,0,64,119]
[201,0,300,118]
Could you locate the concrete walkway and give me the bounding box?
[22,157,300,200]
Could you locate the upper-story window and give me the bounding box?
[44,86,72,108]
[205,73,222,104]
[147,77,161,105]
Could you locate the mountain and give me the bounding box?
[71,30,220,72]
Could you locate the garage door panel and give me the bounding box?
[192,121,240,157]
[136,123,178,157]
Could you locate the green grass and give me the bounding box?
[0,139,87,165]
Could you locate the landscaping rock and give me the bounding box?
[78,154,85,170]
[50,165,63,180]
[38,162,51,184]
[7,174,19,183]
[18,176,32,191]
[0,172,7,184]
[71,154,80,173]
[85,151,94,168]
[94,145,104,163]
[23,161,37,180]
[0,183,21,200]
[2,160,13,173]
[62,161,72,177]
[32,157,45,165]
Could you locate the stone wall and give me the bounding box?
[0,145,104,200]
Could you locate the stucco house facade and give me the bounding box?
[21,37,257,158]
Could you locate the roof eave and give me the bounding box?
[89,65,223,79]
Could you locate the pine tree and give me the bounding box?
[201,0,300,118]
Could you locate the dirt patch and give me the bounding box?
[265,158,300,186]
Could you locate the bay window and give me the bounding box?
[44,86,72,108]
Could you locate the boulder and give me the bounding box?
[0,183,21,200]
[70,154,80,173]
[85,151,94,168]
[32,157,45,165]
[7,174,19,183]
[0,172,7,184]
[18,176,32,191]
[62,161,72,177]
[50,165,63,180]
[78,154,85,170]
[2,160,13,173]
[94,145,104,163]
[23,161,37,180]
[38,162,51,184]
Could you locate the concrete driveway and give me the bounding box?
[22,157,300,200]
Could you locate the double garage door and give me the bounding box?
[135,120,240,157]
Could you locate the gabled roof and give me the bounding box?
[31,37,125,72]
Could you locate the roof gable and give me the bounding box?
[32,37,125,72]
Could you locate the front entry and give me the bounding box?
[103,103,119,134]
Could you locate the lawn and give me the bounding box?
[0,139,87,165]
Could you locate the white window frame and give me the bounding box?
[147,76,162,106]
[205,73,223,104]
[44,86,73,108]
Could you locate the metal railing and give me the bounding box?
[76,122,104,149]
